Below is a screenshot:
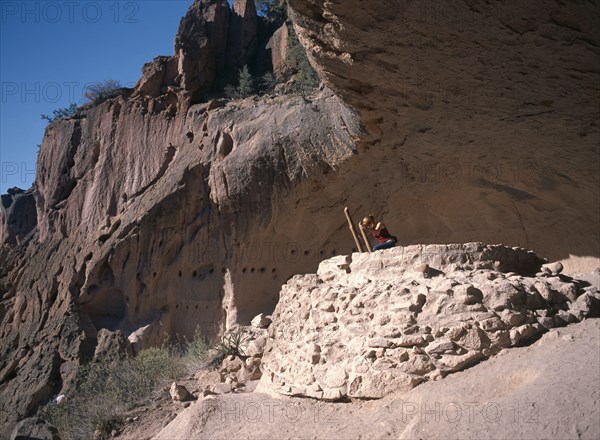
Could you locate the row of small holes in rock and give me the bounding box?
[175,304,210,310]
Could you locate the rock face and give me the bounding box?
[0,188,36,247]
[136,0,266,102]
[0,87,359,435]
[0,1,361,433]
[135,56,179,99]
[174,0,232,98]
[1,0,599,436]
[227,0,258,70]
[288,0,600,273]
[259,243,596,400]
[171,0,263,101]
[264,24,289,77]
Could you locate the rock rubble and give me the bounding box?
[259,243,599,400]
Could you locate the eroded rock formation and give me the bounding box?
[0,0,599,436]
[0,87,360,434]
[0,1,360,434]
[259,243,599,400]
[0,188,36,248]
[288,0,600,272]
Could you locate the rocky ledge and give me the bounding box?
[259,243,600,401]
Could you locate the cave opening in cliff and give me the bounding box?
[80,287,126,331]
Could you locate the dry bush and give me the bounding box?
[43,330,210,440]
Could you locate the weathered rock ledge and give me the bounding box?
[259,243,599,401]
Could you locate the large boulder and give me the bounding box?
[169,381,195,402]
[94,329,133,361]
[128,322,163,356]
[196,370,224,392]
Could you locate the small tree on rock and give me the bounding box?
[41,103,79,124]
[236,65,255,98]
[258,72,276,94]
[285,25,320,96]
[255,0,287,23]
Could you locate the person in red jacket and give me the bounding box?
[360,215,398,251]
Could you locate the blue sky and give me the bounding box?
[0,0,195,194]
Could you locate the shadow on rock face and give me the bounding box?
[80,287,126,331]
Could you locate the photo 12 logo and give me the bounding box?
[1,162,36,186]
[1,1,140,24]
[209,401,340,425]
[1,81,136,104]
[400,400,539,424]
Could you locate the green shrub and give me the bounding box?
[285,24,320,95]
[224,84,237,99]
[255,0,287,23]
[258,72,276,94]
[176,326,211,374]
[225,65,257,100]
[41,103,79,124]
[237,65,255,98]
[41,79,123,125]
[212,330,248,362]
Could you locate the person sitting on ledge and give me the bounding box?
[360,215,398,251]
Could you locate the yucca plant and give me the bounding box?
[212,330,248,360]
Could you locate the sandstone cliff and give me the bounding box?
[0,0,598,436]
[0,0,362,433]
[288,0,599,271]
